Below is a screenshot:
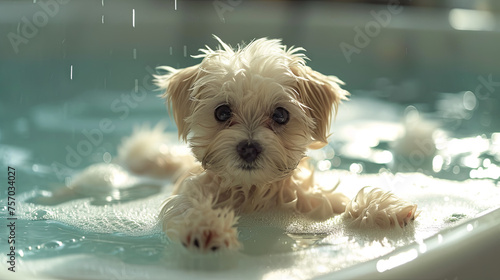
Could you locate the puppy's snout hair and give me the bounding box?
[236,140,262,163]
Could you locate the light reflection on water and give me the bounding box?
[307,90,500,183]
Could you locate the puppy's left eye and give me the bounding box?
[272,107,289,125]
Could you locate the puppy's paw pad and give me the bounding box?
[182,227,240,253]
[179,207,241,253]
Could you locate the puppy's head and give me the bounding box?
[155,36,348,186]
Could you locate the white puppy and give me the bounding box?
[121,36,417,252]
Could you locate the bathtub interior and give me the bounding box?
[1,1,500,279]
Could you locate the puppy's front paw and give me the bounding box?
[180,207,241,253]
[344,187,418,229]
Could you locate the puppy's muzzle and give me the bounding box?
[236,140,262,164]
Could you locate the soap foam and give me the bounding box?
[18,188,169,236]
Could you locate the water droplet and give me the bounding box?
[32,209,52,220]
[137,247,159,257]
[103,152,112,163]
[466,223,473,232]
[317,160,331,171]
[65,176,72,187]
[349,163,363,174]
[43,240,64,249]
[462,91,476,111]
[432,155,444,173]
[331,157,341,167]
[323,145,335,159]
[404,105,419,124]
[112,246,125,255]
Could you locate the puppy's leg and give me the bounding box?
[293,186,350,220]
[117,123,196,179]
[291,160,350,220]
[159,179,241,252]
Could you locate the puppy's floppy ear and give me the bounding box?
[154,65,200,142]
[291,65,349,149]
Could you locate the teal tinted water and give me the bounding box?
[1,89,499,279]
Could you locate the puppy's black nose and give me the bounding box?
[236,141,262,163]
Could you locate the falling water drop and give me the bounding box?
[132,9,136,28]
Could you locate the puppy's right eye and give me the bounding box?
[214,104,232,122]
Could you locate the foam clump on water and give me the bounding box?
[68,163,136,194]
